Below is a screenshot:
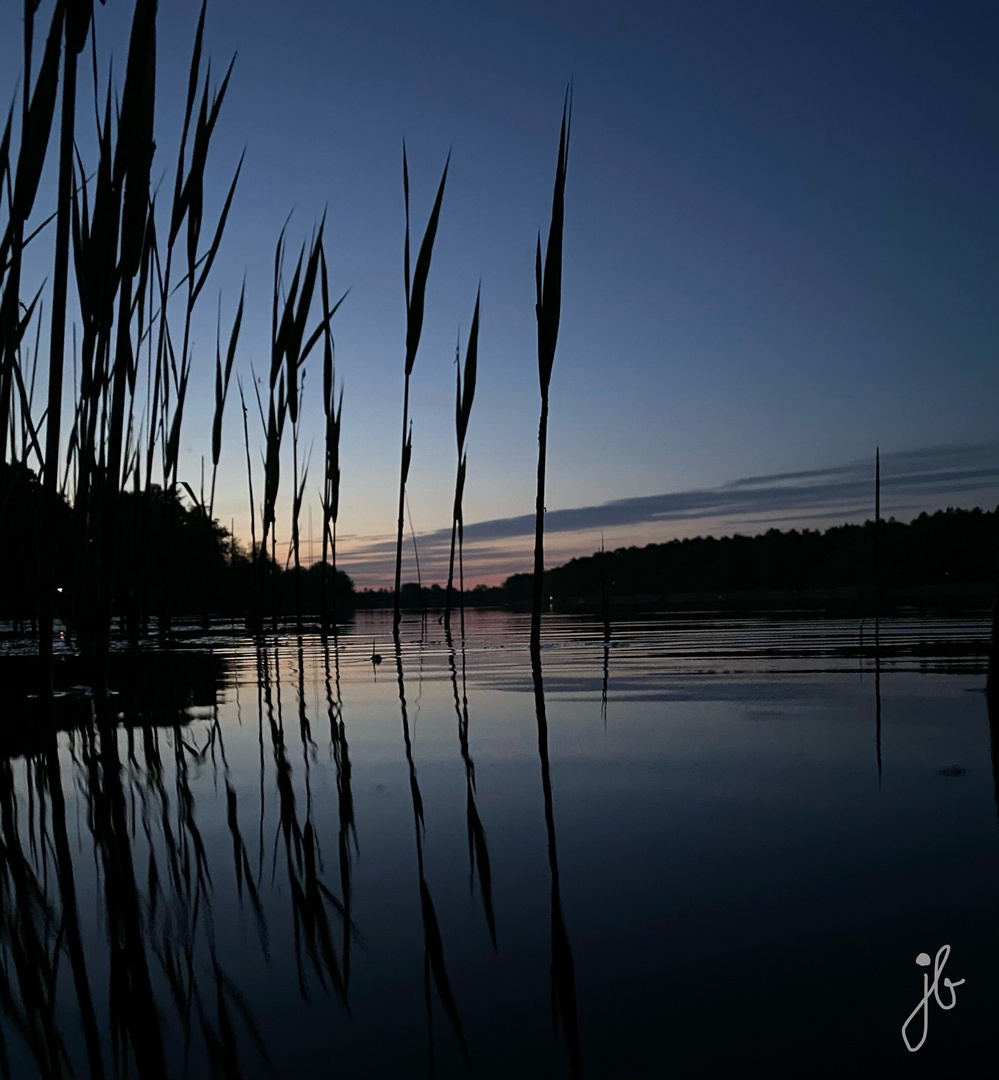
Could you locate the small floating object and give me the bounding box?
[370,640,382,666]
[938,764,967,777]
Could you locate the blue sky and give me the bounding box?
[3,1,997,586]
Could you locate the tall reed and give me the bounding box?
[393,145,449,633]
[0,2,62,666]
[254,220,337,629]
[208,283,243,520]
[318,242,344,634]
[531,89,571,658]
[444,287,479,635]
[39,0,93,691]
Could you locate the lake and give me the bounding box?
[1,611,996,1078]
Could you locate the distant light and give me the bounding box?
[56,587,63,593]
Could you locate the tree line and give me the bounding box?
[503,507,998,610]
[0,461,354,635]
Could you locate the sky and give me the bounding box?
[3,0,997,587]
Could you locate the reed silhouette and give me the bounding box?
[318,242,346,636]
[444,290,480,636]
[0,0,248,669]
[393,146,449,633]
[531,88,572,659]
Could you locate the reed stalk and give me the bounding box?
[444,288,479,634]
[318,243,344,635]
[289,397,310,630]
[42,0,87,683]
[0,4,63,659]
[531,89,571,659]
[255,221,338,629]
[208,282,243,521]
[393,145,449,633]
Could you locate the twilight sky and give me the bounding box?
[3,1,997,587]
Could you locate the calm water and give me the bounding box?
[1,612,997,1078]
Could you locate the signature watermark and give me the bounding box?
[901,945,965,1052]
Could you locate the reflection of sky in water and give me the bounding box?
[3,612,997,1077]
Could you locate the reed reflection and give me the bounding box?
[256,642,349,1006]
[393,632,469,1071]
[447,627,496,949]
[530,643,581,1079]
[323,633,357,991]
[987,684,999,832]
[601,625,610,730]
[0,748,76,1078]
[0,655,277,1079]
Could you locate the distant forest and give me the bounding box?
[0,461,354,631]
[503,507,998,613]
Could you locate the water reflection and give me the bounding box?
[0,613,994,1077]
[447,628,497,950]
[393,633,469,1070]
[257,642,348,1006]
[530,646,582,1079]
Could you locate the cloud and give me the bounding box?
[339,441,999,587]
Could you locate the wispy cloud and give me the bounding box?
[339,441,999,587]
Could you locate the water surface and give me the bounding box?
[1,612,996,1077]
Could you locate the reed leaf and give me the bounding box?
[467,789,496,949]
[456,285,479,452]
[211,280,243,470]
[405,152,449,376]
[402,143,410,310]
[454,454,466,522]
[401,421,412,485]
[11,354,44,469]
[116,0,156,279]
[8,0,63,230]
[0,101,13,213]
[536,87,571,397]
[167,2,205,245]
[532,86,572,655]
[180,55,235,286]
[419,879,470,1061]
[192,148,243,305]
[269,223,288,387]
[300,287,347,367]
[445,288,479,630]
